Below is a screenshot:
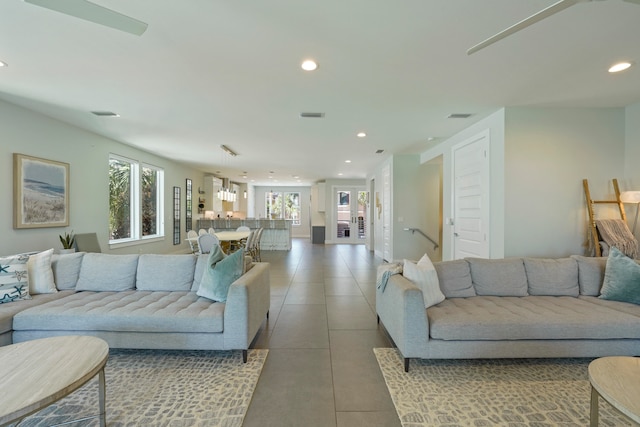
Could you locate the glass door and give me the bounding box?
[335,187,368,243]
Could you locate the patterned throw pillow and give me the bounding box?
[0,253,32,304]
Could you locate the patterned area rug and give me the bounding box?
[17,349,268,427]
[374,348,634,427]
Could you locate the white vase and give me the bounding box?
[59,248,76,255]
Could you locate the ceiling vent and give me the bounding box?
[299,112,325,118]
[376,149,384,154]
[91,111,119,117]
[447,113,472,119]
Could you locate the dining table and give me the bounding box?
[214,230,250,253]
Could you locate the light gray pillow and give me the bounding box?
[136,254,197,291]
[571,255,607,296]
[433,259,476,298]
[467,257,528,296]
[76,253,139,291]
[524,258,579,296]
[51,252,85,291]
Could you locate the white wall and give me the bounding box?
[504,107,625,257]
[1,100,204,256]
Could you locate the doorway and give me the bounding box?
[334,187,368,244]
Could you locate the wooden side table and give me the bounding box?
[588,356,640,426]
[0,335,109,427]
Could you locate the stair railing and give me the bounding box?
[403,227,439,250]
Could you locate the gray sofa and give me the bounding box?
[376,255,640,371]
[2,252,270,362]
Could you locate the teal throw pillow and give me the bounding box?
[197,247,244,303]
[599,246,640,305]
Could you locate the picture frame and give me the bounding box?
[13,153,70,229]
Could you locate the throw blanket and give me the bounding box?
[376,262,403,292]
[595,219,639,259]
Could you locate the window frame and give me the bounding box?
[109,154,165,247]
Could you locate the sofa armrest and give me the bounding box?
[223,262,270,351]
[376,273,430,359]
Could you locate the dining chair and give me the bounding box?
[197,233,219,254]
[236,226,250,232]
[244,230,257,260]
[186,230,199,253]
[208,227,216,234]
[254,227,264,261]
[198,229,207,235]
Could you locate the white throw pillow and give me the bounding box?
[27,248,57,294]
[403,254,445,308]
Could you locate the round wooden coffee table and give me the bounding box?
[0,335,109,426]
[588,356,640,426]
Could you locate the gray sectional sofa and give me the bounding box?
[376,255,640,371]
[1,252,270,362]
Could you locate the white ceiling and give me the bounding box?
[1,0,639,186]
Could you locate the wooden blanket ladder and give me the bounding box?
[582,178,627,257]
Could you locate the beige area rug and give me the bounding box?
[17,349,268,427]
[374,348,634,427]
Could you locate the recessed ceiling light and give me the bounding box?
[0,61,7,67]
[338,173,343,176]
[301,59,318,71]
[357,132,367,138]
[345,160,352,163]
[609,61,633,73]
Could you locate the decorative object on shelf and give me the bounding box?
[58,230,75,254]
[185,178,193,232]
[13,153,69,229]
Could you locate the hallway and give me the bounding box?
[243,238,401,427]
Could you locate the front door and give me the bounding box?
[334,187,368,244]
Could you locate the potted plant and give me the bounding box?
[59,231,76,254]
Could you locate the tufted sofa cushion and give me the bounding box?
[428,295,640,340]
[14,290,224,333]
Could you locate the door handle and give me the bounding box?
[454,232,459,237]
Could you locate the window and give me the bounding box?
[265,191,281,219]
[284,192,300,225]
[265,191,301,225]
[109,154,164,245]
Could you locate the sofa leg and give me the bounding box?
[377,314,380,324]
[242,350,248,363]
[404,358,410,373]
[266,310,270,319]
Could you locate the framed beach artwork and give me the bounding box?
[13,153,69,229]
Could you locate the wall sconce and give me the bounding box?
[620,191,640,234]
[243,190,247,199]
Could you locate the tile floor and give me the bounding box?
[243,238,402,427]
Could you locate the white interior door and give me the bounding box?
[382,164,391,261]
[453,130,490,259]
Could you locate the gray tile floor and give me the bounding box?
[243,238,402,427]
